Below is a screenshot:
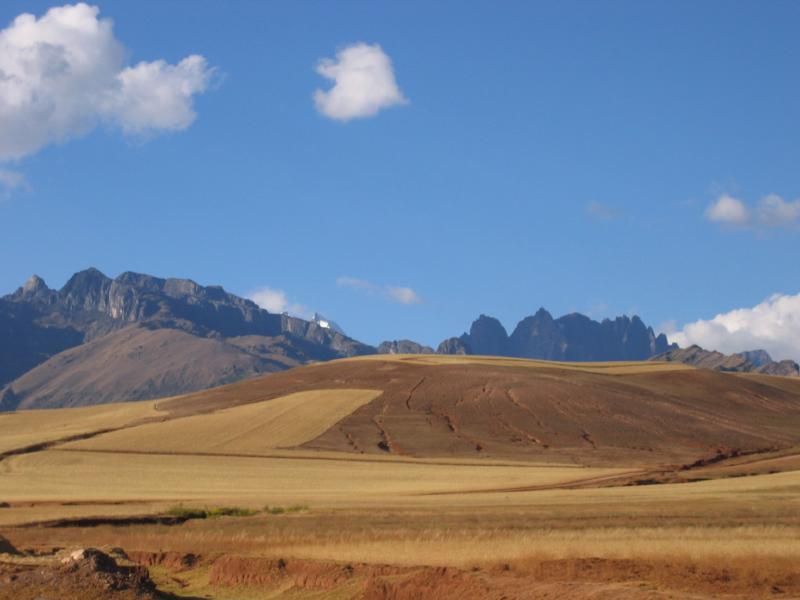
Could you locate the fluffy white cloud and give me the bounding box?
[248,287,310,318]
[337,276,421,305]
[705,194,750,226]
[314,43,407,121]
[668,293,800,362]
[0,3,213,162]
[705,193,800,229]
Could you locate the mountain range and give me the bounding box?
[1,268,796,410]
[0,269,371,410]
[651,345,800,377]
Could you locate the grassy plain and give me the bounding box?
[0,399,163,454]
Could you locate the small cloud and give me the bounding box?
[584,201,622,222]
[386,286,421,305]
[335,276,375,292]
[247,286,310,318]
[314,43,407,121]
[705,193,800,230]
[757,194,800,228]
[337,276,421,305]
[669,293,800,362]
[705,194,750,226]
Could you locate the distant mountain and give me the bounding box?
[0,269,374,410]
[652,345,799,377]
[436,309,673,361]
[377,340,434,355]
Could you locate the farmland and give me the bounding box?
[1,355,800,598]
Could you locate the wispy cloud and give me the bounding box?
[314,43,407,121]
[337,276,421,305]
[705,193,800,231]
[584,201,622,222]
[247,286,310,318]
[0,169,25,197]
[666,292,800,362]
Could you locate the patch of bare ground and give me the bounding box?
[142,552,800,599]
[0,548,163,600]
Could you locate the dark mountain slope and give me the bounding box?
[0,268,374,410]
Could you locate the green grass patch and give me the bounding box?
[166,505,208,520]
[166,505,258,520]
[264,503,309,515]
[207,506,259,518]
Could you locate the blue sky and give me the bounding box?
[1,1,799,356]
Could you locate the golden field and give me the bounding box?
[2,355,800,599]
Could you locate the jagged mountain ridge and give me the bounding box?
[433,310,674,361]
[652,345,800,377]
[0,268,374,410]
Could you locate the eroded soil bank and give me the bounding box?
[2,544,798,599]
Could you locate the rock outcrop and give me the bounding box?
[378,340,434,354]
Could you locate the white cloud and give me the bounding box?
[386,286,421,305]
[0,3,214,162]
[757,194,800,228]
[668,293,800,362]
[314,43,407,121]
[705,194,750,226]
[705,193,800,230]
[248,287,310,318]
[337,276,421,305]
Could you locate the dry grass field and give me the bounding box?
[1,355,800,599]
[0,399,163,455]
[348,353,698,374]
[65,389,382,454]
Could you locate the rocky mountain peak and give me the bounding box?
[23,275,48,295]
[59,268,113,311]
[9,274,54,303]
[468,315,509,356]
[737,349,773,367]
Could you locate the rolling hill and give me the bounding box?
[35,354,800,468]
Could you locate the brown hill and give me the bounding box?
[4,325,302,410]
[134,355,800,467]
